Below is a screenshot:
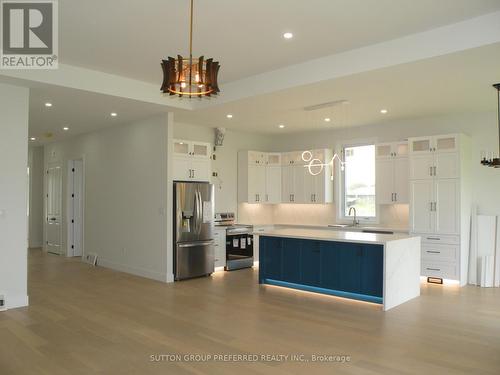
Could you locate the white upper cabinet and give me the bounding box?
[282,151,304,165]
[265,165,282,203]
[238,151,281,204]
[265,153,281,166]
[409,135,460,180]
[239,149,333,204]
[248,151,266,165]
[409,134,458,154]
[375,141,409,204]
[173,139,211,182]
[376,141,408,159]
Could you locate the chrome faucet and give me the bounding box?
[348,207,359,226]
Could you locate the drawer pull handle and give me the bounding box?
[426,251,441,254]
[426,237,441,240]
[426,267,441,271]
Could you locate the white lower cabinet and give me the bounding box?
[214,228,226,268]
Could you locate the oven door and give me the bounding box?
[226,233,254,270]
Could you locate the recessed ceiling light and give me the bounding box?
[110,112,118,117]
[380,109,388,114]
[283,32,293,39]
[279,124,285,128]
[30,137,36,141]
[45,102,52,107]
[226,114,233,119]
[63,126,69,131]
[324,118,331,122]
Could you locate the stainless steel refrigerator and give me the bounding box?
[173,182,215,280]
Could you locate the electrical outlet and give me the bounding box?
[0,295,6,311]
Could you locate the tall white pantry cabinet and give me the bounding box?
[409,134,471,285]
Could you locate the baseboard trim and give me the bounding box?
[96,257,168,283]
[2,294,29,310]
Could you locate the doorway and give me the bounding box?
[46,163,63,255]
[67,159,84,257]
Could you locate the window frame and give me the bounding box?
[337,142,378,224]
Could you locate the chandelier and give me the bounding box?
[161,0,220,98]
[480,83,500,168]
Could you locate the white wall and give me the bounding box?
[173,122,275,217]
[0,83,29,309]
[44,114,170,282]
[28,146,44,248]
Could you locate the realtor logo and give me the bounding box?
[1,0,58,69]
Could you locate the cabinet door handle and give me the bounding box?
[430,202,433,211]
[426,250,441,254]
[434,202,437,211]
[433,166,437,176]
[426,267,441,271]
[192,169,195,178]
[394,193,397,202]
[266,194,269,202]
[426,237,441,240]
[313,194,316,202]
[292,194,295,202]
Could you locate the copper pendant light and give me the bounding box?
[161,0,220,98]
[480,84,500,168]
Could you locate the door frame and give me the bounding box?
[67,159,85,257]
[44,161,63,254]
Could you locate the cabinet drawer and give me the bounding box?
[421,261,458,279]
[421,244,458,262]
[421,234,460,245]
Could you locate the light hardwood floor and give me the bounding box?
[1,249,499,374]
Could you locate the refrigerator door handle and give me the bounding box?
[196,190,203,234]
[178,241,214,248]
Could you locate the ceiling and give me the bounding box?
[27,42,500,141]
[60,0,500,84]
[174,43,500,133]
[23,1,500,141]
[28,87,168,144]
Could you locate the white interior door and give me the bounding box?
[376,159,394,204]
[68,160,84,257]
[410,180,434,233]
[46,164,62,254]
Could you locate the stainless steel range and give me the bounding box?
[215,213,254,271]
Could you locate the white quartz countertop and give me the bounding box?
[252,228,418,245]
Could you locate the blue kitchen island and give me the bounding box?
[256,228,421,311]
